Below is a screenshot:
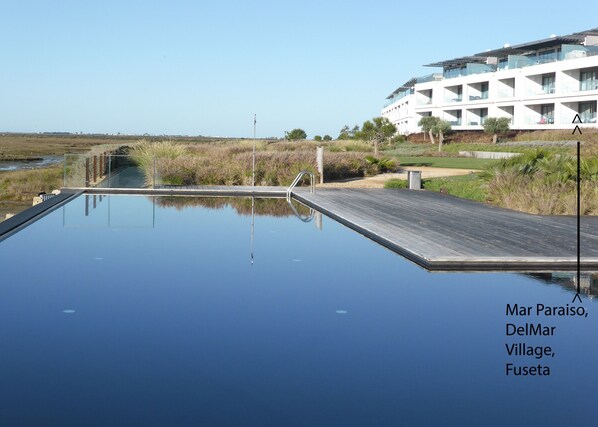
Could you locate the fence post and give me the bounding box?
[85,158,90,187]
[153,157,156,189]
[93,156,97,184]
[316,146,324,184]
[107,156,112,188]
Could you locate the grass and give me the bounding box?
[385,174,487,202]
[422,174,487,202]
[394,156,496,169]
[0,166,63,202]
[441,142,567,155]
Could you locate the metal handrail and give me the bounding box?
[286,198,315,222]
[286,170,315,199]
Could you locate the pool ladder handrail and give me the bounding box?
[286,170,315,200]
[286,198,315,223]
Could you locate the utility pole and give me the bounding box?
[252,114,256,188]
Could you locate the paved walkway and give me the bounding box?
[318,167,477,188]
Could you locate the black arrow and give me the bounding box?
[572,114,583,124]
[577,140,581,295]
[572,126,582,135]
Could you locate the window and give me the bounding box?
[540,105,554,124]
[579,102,597,123]
[542,75,555,94]
[580,70,597,91]
[481,82,489,99]
[480,108,488,125]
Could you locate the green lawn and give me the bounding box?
[395,156,496,169]
[385,173,487,202]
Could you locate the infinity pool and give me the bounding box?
[0,194,596,426]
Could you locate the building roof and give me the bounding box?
[424,56,487,68]
[426,27,598,68]
[386,77,416,99]
[473,36,582,58]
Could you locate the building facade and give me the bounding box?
[382,28,598,135]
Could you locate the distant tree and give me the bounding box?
[418,116,440,143]
[323,134,332,141]
[356,117,397,155]
[287,128,307,141]
[484,117,511,143]
[314,135,323,141]
[337,125,361,140]
[337,125,351,140]
[431,119,452,152]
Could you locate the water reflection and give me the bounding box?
[154,196,312,218]
[526,272,598,298]
[62,194,155,228]
[61,195,317,230]
[62,194,595,298]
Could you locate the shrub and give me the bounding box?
[481,148,597,214]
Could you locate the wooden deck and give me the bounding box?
[293,188,598,271]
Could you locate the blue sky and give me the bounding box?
[1,1,595,138]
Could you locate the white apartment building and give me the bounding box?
[382,28,598,135]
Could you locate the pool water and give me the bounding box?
[0,195,596,426]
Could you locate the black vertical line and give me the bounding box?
[577,140,581,294]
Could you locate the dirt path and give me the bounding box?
[318,167,478,189]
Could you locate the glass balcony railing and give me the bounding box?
[416,73,443,84]
[525,116,554,125]
[444,63,496,79]
[579,113,597,124]
[496,45,598,72]
[498,89,515,98]
[580,80,598,91]
[384,89,414,107]
[445,96,462,103]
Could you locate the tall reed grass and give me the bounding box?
[0,166,63,202]
[130,140,380,186]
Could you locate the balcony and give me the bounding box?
[445,96,462,103]
[416,73,443,84]
[444,63,496,79]
[525,116,554,125]
[496,44,598,71]
[384,88,414,107]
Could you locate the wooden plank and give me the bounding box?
[294,188,598,271]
